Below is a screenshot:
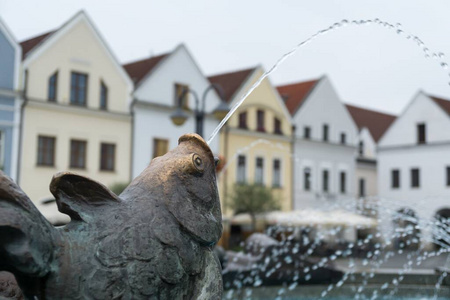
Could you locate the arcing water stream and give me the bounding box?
[206,18,450,146]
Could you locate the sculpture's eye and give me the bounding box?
[214,157,220,167]
[192,153,204,172]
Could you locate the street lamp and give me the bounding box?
[170,84,229,137]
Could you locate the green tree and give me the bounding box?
[228,183,280,232]
[109,182,130,196]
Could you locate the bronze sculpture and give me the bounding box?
[0,133,223,299]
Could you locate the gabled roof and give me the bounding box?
[123,53,169,86]
[20,31,55,60]
[276,79,320,115]
[345,104,396,142]
[207,67,256,103]
[430,95,450,116]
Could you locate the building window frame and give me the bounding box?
[340,132,346,145]
[70,139,87,169]
[323,124,329,142]
[255,156,264,184]
[274,117,282,135]
[237,155,246,183]
[100,143,115,171]
[411,168,420,188]
[417,123,426,144]
[392,169,400,189]
[304,126,311,139]
[340,171,346,194]
[256,110,265,132]
[272,158,281,188]
[304,167,311,191]
[238,111,247,129]
[100,80,108,110]
[153,138,169,159]
[70,72,88,106]
[37,135,56,167]
[0,130,5,170]
[359,178,366,197]
[359,141,364,156]
[447,166,450,187]
[48,71,58,102]
[322,169,329,192]
[174,83,189,109]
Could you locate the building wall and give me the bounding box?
[219,69,293,215]
[0,20,21,180]
[19,16,132,217]
[131,45,222,178]
[378,93,450,245]
[20,103,131,213]
[292,77,358,210]
[24,20,130,113]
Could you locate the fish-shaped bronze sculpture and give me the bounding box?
[0,133,223,299]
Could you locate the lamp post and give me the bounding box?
[170,84,229,137]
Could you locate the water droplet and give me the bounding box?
[396,29,403,35]
[253,279,262,287]
[439,52,445,58]
[288,282,298,291]
[441,62,448,69]
[305,274,312,281]
[381,283,389,289]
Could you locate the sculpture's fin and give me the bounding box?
[50,172,121,222]
[0,171,54,286]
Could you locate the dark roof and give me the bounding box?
[276,79,319,115]
[20,31,55,60]
[123,53,169,85]
[345,104,396,142]
[207,67,256,103]
[430,95,450,116]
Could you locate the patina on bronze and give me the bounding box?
[0,133,223,299]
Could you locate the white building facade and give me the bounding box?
[378,92,450,247]
[125,44,223,178]
[278,76,358,210]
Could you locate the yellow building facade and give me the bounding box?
[18,12,132,221]
[209,66,293,216]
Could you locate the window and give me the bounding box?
[153,138,169,158]
[48,71,58,102]
[411,168,420,188]
[70,72,88,106]
[359,141,364,156]
[70,140,87,169]
[304,126,311,139]
[359,178,366,197]
[322,170,329,192]
[100,143,115,171]
[257,110,265,132]
[447,167,450,186]
[340,171,346,193]
[272,159,281,187]
[238,112,247,129]
[417,123,426,144]
[255,157,264,184]
[37,136,55,166]
[237,155,246,183]
[274,118,282,135]
[340,133,346,144]
[174,83,189,109]
[304,167,311,191]
[323,124,329,141]
[0,131,4,170]
[100,81,108,110]
[392,169,400,189]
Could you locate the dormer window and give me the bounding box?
[274,118,282,135]
[257,110,265,132]
[323,124,329,142]
[174,83,189,109]
[70,72,88,106]
[238,112,247,129]
[100,81,108,110]
[48,71,58,102]
[417,123,426,144]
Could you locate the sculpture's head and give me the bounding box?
[127,133,222,246]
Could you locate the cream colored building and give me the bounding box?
[209,66,293,216]
[18,11,133,222]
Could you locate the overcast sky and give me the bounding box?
[1,0,449,114]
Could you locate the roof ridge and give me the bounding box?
[344,103,396,117]
[207,66,258,79]
[122,52,170,67]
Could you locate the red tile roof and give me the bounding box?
[276,79,319,115]
[430,95,450,116]
[123,53,169,85]
[20,31,55,60]
[208,67,256,103]
[345,104,396,142]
